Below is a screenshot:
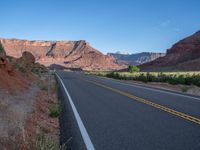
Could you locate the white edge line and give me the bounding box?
[56,73,95,150]
[96,76,200,101]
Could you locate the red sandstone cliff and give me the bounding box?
[0,39,124,71]
[140,31,200,71]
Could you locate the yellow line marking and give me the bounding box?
[82,79,200,125]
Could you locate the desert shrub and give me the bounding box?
[181,86,190,92]
[103,71,200,87]
[97,73,103,76]
[54,82,60,92]
[190,74,200,87]
[32,67,42,77]
[167,75,179,85]
[32,63,47,76]
[37,81,48,90]
[106,72,116,78]
[157,72,167,82]
[115,72,120,79]
[36,132,65,150]
[128,65,140,73]
[106,72,113,78]
[146,72,157,82]
[106,72,123,79]
[49,104,60,118]
[137,73,148,83]
[15,63,27,74]
[6,56,14,62]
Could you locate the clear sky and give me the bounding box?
[1,0,200,54]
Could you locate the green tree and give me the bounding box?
[128,65,140,73]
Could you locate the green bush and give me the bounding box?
[15,63,27,74]
[128,65,140,73]
[37,81,48,90]
[49,104,60,118]
[36,132,65,150]
[103,71,200,87]
[137,73,148,83]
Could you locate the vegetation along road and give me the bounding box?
[56,70,200,150]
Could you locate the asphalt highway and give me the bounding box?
[56,70,200,150]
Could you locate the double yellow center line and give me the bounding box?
[82,78,200,125]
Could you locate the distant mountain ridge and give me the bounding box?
[108,52,165,65]
[0,38,124,71]
[140,30,200,71]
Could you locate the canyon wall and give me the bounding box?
[140,31,200,71]
[0,39,124,71]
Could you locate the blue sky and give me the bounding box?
[1,0,200,54]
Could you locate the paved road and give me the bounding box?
[56,70,200,150]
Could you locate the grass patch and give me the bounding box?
[15,62,27,74]
[36,132,65,150]
[32,63,47,77]
[49,104,60,118]
[37,81,48,91]
[54,78,60,92]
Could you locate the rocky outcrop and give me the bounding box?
[0,43,13,74]
[22,51,35,64]
[0,41,47,92]
[140,31,200,71]
[108,52,165,65]
[0,42,28,92]
[0,39,124,71]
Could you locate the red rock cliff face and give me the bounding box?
[140,31,200,71]
[0,39,124,70]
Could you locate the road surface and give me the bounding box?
[56,70,200,150]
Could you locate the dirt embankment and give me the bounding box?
[0,42,60,149]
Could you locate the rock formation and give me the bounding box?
[140,31,200,71]
[0,39,124,71]
[0,41,47,92]
[108,52,165,65]
[0,42,28,92]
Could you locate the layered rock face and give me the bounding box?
[0,39,123,70]
[108,52,165,65]
[140,31,200,71]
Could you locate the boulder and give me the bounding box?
[22,51,35,64]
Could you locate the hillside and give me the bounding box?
[0,39,124,71]
[108,52,165,65]
[140,31,200,71]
